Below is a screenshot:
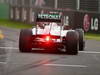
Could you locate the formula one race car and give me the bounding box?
[19,12,85,55]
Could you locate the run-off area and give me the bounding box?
[0,39,100,75]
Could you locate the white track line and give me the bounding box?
[0,62,7,64]
[0,47,100,54]
[44,64,88,68]
[79,51,100,54]
[0,47,18,49]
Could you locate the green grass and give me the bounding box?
[85,33,100,41]
[0,19,100,40]
[0,19,33,29]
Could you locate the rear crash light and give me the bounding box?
[45,36,51,42]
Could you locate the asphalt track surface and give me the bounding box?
[0,26,100,75]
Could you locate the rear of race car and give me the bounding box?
[31,34,64,49]
[19,12,85,55]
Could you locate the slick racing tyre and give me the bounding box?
[19,29,32,52]
[76,29,85,51]
[65,31,79,55]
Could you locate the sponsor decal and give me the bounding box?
[83,14,90,32]
[83,14,99,32]
[37,14,61,20]
[91,18,99,31]
[63,16,69,26]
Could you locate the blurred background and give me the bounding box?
[0,0,100,33]
[0,0,100,19]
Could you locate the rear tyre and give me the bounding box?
[65,31,78,55]
[19,29,32,52]
[76,29,85,51]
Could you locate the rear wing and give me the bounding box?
[36,13,62,23]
